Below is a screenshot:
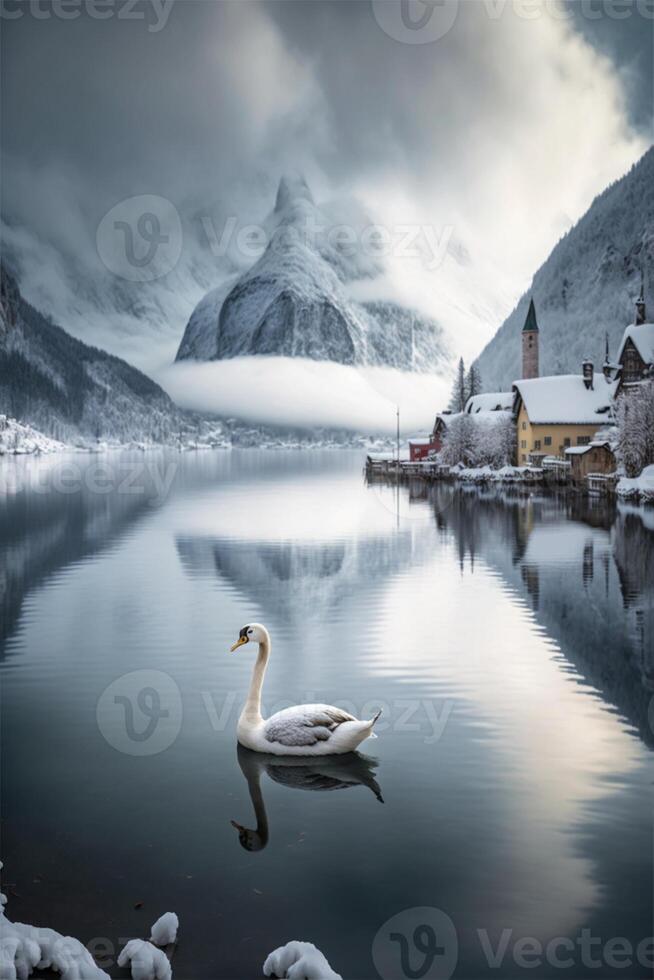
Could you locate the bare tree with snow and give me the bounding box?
[617,381,654,477]
[479,414,516,468]
[440,414,478,466]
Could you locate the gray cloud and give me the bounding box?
[1,0,651,375]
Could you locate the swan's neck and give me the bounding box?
[248,767,269,845]
[240,635,270,727]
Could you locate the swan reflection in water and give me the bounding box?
[231,743,384,851]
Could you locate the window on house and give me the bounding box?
[577,436,590,446]
[522,421,527,430]
[544,436,552,446]
[534,440,541,450]
[563,438,571,448]
[521,440,526,449]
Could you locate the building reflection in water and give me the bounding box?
[416,483,654,746]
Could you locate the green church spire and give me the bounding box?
[522,298,539,333]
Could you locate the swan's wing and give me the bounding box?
[264,704,356,748]
[266,767,353,792]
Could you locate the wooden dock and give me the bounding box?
[365,455,617,497]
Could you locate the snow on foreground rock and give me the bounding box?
[0,865,336,980]
[264,942,342,980]
[149,914,178,947]
[0,919,110,980]
[118,941,171,980]
[0,862,178,980]
[0,417,68,455]
[0,863,109,980]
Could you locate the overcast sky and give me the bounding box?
[1,0,652,374]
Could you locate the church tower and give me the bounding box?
[521,297,539,379]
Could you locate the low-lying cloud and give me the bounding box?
[158,357,450,435]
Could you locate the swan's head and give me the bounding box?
[230,623,268,652]
[230,819,267,851]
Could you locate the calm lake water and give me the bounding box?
[1,451,652,980]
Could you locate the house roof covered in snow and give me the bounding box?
[465,392,513,414]
[433,411,457,430]
[434,408,509,433]
[512,374,615,425]
[565,441,613,456]
[617,323,654,366]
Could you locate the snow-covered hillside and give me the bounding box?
[474,147,654,390]
[0,416,68,455]
[0,266,196,444]
[176,174,451,374]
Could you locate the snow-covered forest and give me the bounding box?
[0,265,196,445]
[475,148,654,389]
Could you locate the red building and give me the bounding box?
[408,414,450,461]
[409,437,436,461]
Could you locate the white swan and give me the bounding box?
[230,624,381,756]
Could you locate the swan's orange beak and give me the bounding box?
[230,636,248,652]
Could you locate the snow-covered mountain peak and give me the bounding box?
[176,176,451,373]
[274,172,315,214]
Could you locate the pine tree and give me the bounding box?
[448,358,467,413]
[465,365,482,403]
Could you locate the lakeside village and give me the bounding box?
[368,286,654,505]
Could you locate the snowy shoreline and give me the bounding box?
[0,863,339,980]
[0,416,393,457]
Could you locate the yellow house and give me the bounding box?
[512,369,614,464]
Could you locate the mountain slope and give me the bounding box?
[175,174,451,373]
[0,265,189,443]
[474,147,654,389]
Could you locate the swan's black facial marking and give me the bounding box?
[239,626,252,640]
